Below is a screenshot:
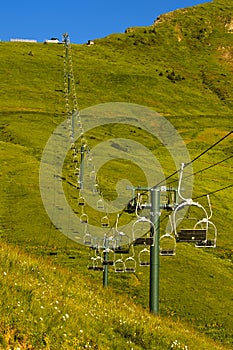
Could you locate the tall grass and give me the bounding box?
[0,241,229,350]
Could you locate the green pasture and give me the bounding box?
[0,0,232,348]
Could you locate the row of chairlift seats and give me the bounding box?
[87,217,154,273]
[86,195,217,272]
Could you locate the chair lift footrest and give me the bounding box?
[195,240,216,248]
[140,262,150,266]
[125,268,136,272]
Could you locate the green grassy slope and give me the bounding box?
[0,0,233,348]
[0,241,228,350]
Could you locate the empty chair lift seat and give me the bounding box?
[176,229,206,242]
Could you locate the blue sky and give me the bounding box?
[0,0,211,43]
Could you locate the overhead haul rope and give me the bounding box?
[120,129,233,218]
[193,183,233,200]
[152,130,233,189]
[167,153,233,186]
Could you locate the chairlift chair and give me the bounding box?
[83,232,92,246]
[101,215,110,228]
[74,167,79,176]
[124,257,136,272]
[88,256,103,271]
[73,153,78,163]
[102,248,115,266]
[125,245,136,272]
[113,232,130,254]
[80,213,88,224]
[173,163,211,244]
[132,216,155,246]
[83,225,93,246]
[194,219,217,248]
[87,157,93,168]
[93,256,104,271]
[97,198,105,210]
[114,258,125,272]
[87,257,96,270]
[159,215,176,256]
[80,134,87,147]
[76,179,82,190]
[124,245,136,272]
[93,183,99,194]
[79,126,84,135]
[160,234,176,256]
[113,214,130,254]
[173,200,208,243]
[78,194,85,206]
[90,170,96,181]
[138,247,150,266]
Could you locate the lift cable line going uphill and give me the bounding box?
[58,33,225,316]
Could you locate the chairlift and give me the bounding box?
[93,255,103,271]
[79,126,84,135]
[123,244,136,272]
[78,194,85,206]
[138,247,150,266]
[97,198,105,210]
[173,199,209,243]
[113,214,130,253]
[88,243,103,270]
[114,232,130,254]
[87,157,93,168]
[74,167,79,176]
[83,226,93,246]
[80,213,88,224]
[114,258,125,272]
[89,256,103,271]
[73,154,78,163]
[194,220,217,248]
[102,248,115,266]
[101,215,110,228]
[90,170,96,181]
[94,256,103,270]
[173,163,208,244]
[93,183,99,194]
[76,179,81,189]
[160,234,176,256]
[77,117,82,128]
[80,134,87,147]
[87,257,95,270]
[124,257,136,272]
[71,142,76,150]
[132,216,155,246]
[72,147,77,156]
[160,215,176,256]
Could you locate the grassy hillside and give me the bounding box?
[0,0,233,348]
[0,241,229,350]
